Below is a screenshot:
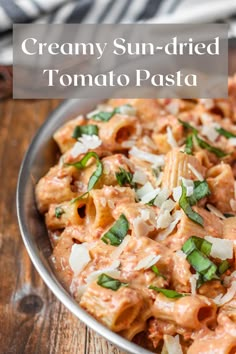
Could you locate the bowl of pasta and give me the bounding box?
[17,83,236,353]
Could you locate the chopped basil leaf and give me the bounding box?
[72,125,98,139]
[215,127,236,139]
[149,285,186,298]
[90,111,115,122]
[179,183,204,226]
[101,214,129,246]
[55,206,65,219]
[195,134,227,158]
[224,213,235,218]
[218,260,230,274]
[178,119,198,134]
[97,273,127,291]
[186,249,219,281]
[90,105,133,122]
[115,168,134,187]
[151,265,166,279]
[184,135,193,155]
[66,152,103,196]
[182,236,212,257]
[188,180,211,206]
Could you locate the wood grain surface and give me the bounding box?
[0,99,126,354]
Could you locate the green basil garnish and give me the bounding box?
[178,119,198,134]
[184,135,193,155]
[101,214,129,246]
[182,236,212,257]
[72,125,98,139]
[97,273,127,291]
[188,180,211,206]
[178,119,227,158]
[149,285,187,298]
[195,135,227,158]
[55,206,65,219]
[66,152,102,198]
[179,183,204,226]
[151,265,166,279]
[224,213,235,218]
[218,260,230,275]
[215,127,236,139]
[89,105,133,122]
[186,250,219,281]
[115,168,134,187]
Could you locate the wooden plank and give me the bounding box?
[0,99,124,354]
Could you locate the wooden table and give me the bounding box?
[0,99,125,354]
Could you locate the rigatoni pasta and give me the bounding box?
[36,79,236,353]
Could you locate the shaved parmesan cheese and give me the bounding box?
[121,140,136,148]
[143,135,157,150]
[173,186,182,202]
[111,236,131,259]
[229,138,236,146]
[136,182,154,198]
[205,236,233,260]
[157,210,173,229]
[129,146,165,167]
[132,170,147,185]
[87,104,113,118]
[154,187,170,207]
[207,203,226,220]
[140,209,150,221]
[163,334,183,354]
[69,244,91,276]
[155,171,163,187]
[201,124,220,143]
[86,260,120,284]
[180,177,194,197]
[213,281,236,306]
[71,134,102,158]
[230,199,236,211]
[161,199,176,212]
[158,211,182,240]
[190,273,199,295]
[166,100,179,115]
[167,126,178,148]
[199,98,214,109]
[187,163,204,181]
[118,104,136,116]
[223,271,236,286]
[200,112,213,125]
[134,254,161,271]
[136,182,160,204]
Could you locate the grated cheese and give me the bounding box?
[86,104,113,118]
[229,138,236,146]
[111,236,131,259]
[71,134,102,158]
[143,135,158,150]
[86,260,120,284]
[180,177,194,197]
[199,98,214,110]
[190,273,199,295]
[201,124,220,143]
[69,244,91,276]
[175,250,187,259]
[213,281,236,306]
[154,187,170,207]
[132,170,147,185]
[129,146,165,167]
[157,210,173,229]
[134,254,161,271]
[167,126,178,148]
[166,100,179,115]
[187,163,204,181]
[205,235,233,260]
[158,210,182,240]
[133,215,154,237]
[173,186,182,202]
[163,334,183,354]
[160,199,176,213]
[136,182,160,204]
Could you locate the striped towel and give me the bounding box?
[0,0,236,64]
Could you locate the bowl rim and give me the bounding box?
[16,99,154,354]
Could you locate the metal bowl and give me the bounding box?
[16,98,153,354]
